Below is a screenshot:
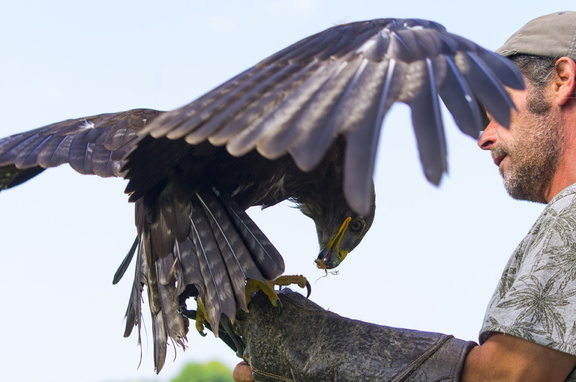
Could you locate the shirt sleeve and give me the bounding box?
[480,189,576,357]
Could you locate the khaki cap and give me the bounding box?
[497,11,576,61]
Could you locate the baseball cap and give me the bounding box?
[497,11,576,61]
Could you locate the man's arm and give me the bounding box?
[233,333,576,382]
[231,290,576,382]
[462,333,576,382]
[232,289,476,381]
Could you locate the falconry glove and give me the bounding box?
[234,289,477,382]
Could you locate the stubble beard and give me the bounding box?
[497,105,563,204]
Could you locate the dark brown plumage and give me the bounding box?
[0,18,523,372]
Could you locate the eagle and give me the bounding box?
[0,18,523,372]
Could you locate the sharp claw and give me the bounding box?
[221,316,245,357]
[305,280,312,298]
[274,298,284,315]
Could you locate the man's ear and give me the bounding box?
[553,57,576,106]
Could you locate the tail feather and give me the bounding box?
[146,246,188,373]
[112,237,139,285]
[189,200,236,336]
[155,257,189,371]
[174,237,204,289]
[123,234,146,339]
[214,189,285,280]
[197,190,261,313]
[122,184,287,372]
[150,304,168,373]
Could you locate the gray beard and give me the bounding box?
[499,113,562,204]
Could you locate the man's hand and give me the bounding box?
[233,361,255,382]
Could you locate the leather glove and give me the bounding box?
[233,289,477,382]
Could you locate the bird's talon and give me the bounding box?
[273,299,284,315]
[193,297,210,337]
[305,280,312,298]
[246,275,309,310]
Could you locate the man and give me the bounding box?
[233,11,576,381]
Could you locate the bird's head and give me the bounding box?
[314,212,373,270]
[299,189,375,270]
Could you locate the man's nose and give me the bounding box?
[477,121,498,150]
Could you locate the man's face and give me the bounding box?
[477,84,564,204]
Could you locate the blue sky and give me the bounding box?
[0,1,571,381]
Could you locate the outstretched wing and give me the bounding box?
[0,17,525,374]
[133,18,523,215]
[0,108,161,190]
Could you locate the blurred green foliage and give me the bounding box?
[170,361,234,382]
[113,360,234,382]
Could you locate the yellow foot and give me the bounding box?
[245,275,310,307]
[194,297,208,336]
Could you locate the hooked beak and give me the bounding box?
[315,217,351,270]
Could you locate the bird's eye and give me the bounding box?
[349,218,365,232]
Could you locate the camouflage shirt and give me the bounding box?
[480,183,576,380]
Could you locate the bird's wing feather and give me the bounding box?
[0,108,161,190]
[437,56,483,138]
[406,57,447,185]
[133,18,524,215]
[462,51,517,128]
[262,59,366,166]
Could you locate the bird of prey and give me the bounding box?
[0,18,523,372]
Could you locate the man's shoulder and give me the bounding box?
[549,183,576,207]
[530,183,576,237]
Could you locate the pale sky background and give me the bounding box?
[0,1,571,381]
